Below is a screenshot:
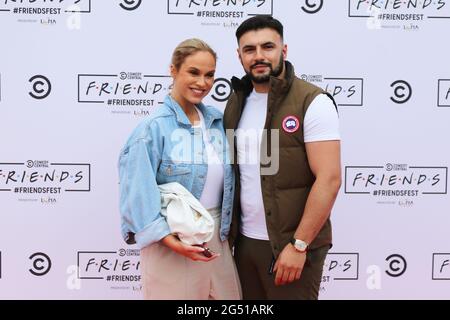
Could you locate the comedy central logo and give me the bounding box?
[119,0,142,11]
[167,0,273,25]
[77,251,141,285]
[345,164,448,198]
[29,75,51,100]
[322,253,359,281]
[438,79,450,107]
[211,78,232,102]
[0,0,92,23]
[385,254,407,277]
[301,0,324,14]
[302,74,364,106]
[78,72,172,116]
[29,252,52,276]
[348,0,449,30]
[390,80,412,104]
[0,161,90,196]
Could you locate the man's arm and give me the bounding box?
[274,140,341,285]
[294,140,341,244]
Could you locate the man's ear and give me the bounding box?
[237,48,242,65]
[282,44,288,60]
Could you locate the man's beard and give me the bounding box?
[246,54,284,84]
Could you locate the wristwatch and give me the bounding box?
[290,238,308,253]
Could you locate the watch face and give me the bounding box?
[294,239,308,251]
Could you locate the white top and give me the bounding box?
[236,92,340,240]
[194,106,224,210]
[304,93,341,143]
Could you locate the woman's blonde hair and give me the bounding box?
[171,38,217,70]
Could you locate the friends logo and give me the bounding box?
[77,250,141,289]
[302,74,364,107]
[0,160,90,202]
[349,0,449,31]
[432,253,450,280]
[345,164,448,204]
[78,72,172,117]
[322,253,359,282]
[167,0,273,28]
[438,79,450,107]
[0,0,91,26]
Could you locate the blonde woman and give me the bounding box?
[118,39,241,300]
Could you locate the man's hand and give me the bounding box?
[273,243,306,285]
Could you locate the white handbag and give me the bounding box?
[158,182,214,245]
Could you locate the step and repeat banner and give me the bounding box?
[1,0,449,299]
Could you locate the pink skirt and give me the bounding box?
[140,207,242,300]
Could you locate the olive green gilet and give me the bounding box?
[224,61,337,258]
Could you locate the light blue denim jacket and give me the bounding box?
[118,95,234,249]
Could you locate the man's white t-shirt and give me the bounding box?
[236,91,340,240]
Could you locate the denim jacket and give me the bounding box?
[118,95,234,249]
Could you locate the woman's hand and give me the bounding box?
[161,234,219,262]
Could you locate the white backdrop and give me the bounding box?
[1,0,449,299]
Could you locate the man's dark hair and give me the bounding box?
[235,15,283,43]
